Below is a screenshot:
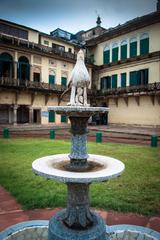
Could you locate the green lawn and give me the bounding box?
[0,139,159,216]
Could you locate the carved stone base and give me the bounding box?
[48,209,108,240]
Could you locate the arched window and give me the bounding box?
[130,37,137,58]
[120,40,127,60]
[112,43,118,63]
[103,45,110,64]
[140,33,149,55]
[18,56,30,82]
[49,69,56,84]
[0,52,14,78]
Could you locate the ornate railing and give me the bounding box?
[0,34,92,64]
[0,77,67,93]
[97,82,160,97]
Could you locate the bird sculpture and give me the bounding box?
[59,49,90,106]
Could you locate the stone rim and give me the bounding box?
[32,154,125,183]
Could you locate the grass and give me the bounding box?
[0,138,160,216]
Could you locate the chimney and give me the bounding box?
[96,16,101,27]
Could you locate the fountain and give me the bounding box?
[0,50,160,240]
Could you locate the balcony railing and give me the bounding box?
[0,33,92,64]
[0,77,67,93]
[98,82,160,97]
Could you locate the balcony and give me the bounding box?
[97,82,160,98]
[0,33,92,64]
[0,77,67,94]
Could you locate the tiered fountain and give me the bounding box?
[32,49,124,240]
[0,50,160,240]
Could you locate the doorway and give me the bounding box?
[33,109,41,123]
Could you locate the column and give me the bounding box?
[127,39,130,59]
[29,106,33,124]
[137,35,140,56]
[30,55,34,81]
[118,42,121,61]
[8,107,12,124]
[13,105,18,125]
[14,51,18,80]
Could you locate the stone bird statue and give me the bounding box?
[59,49,90,106]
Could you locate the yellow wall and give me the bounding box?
[91,22,160,66]
[108,96,160,126]
[28,30,39,44]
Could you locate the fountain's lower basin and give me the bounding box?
[1,221,160,240]
[32,154,125,183]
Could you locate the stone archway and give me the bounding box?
[0,52,14,79]
[18,56,30,84]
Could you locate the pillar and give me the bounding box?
[13,105,18,125]
[29,106,33,124]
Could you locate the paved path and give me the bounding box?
[0,186,160,233]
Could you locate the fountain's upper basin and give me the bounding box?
[48,106,109,117]
[32,154,125,183]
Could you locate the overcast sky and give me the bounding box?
[0,0,158,34]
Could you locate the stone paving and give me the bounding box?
[0,186,160,234]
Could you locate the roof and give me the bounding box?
[0,18,39,32]
[86,11,160,46]
[39,32,81,48]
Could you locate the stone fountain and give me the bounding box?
[0,50,160,240]
[32,49,124,240]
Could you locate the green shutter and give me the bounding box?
[144,69,148,85]
[49,75,55,84]
[112,47,118,62]
[130,71,137,86]
[61,77,67,86]
[112,74,117,88]
[130,41,137,58]
[140,38,149,55]
[103,50,110,64]
[121,73,126,87]
[121,45,127,60]
[61,115,67,123]
[49,111,55,122]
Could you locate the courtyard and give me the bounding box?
[0,138,159,216]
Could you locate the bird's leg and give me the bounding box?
[83,86,88,106]
[68,86,76,106]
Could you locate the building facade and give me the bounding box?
[86,11,160,126]
[0,6,160,127]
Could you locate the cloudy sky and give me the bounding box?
[0,0,158,34]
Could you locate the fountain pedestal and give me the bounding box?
[47,107,109,240]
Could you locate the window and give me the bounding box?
[130,37,137,58]
[137,69,148,85]
[130,71,137,86]
[49,111,55,122]
[61,115,67,123]
[140,33,149,55]
[130,69,149,86]
[100,76,111,90]
[111,74,117,88]
[121,73,126,87]
[34,72,40,82]
[112,43,118,63]
[121,40,127,60]
[52,43,65,52]
[49,75,55,84]
[44,40,49,45]
[68,48,72,53]
[61,77,67,86]
[103,46,110,64]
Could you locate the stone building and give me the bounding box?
[0,3,160,127]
